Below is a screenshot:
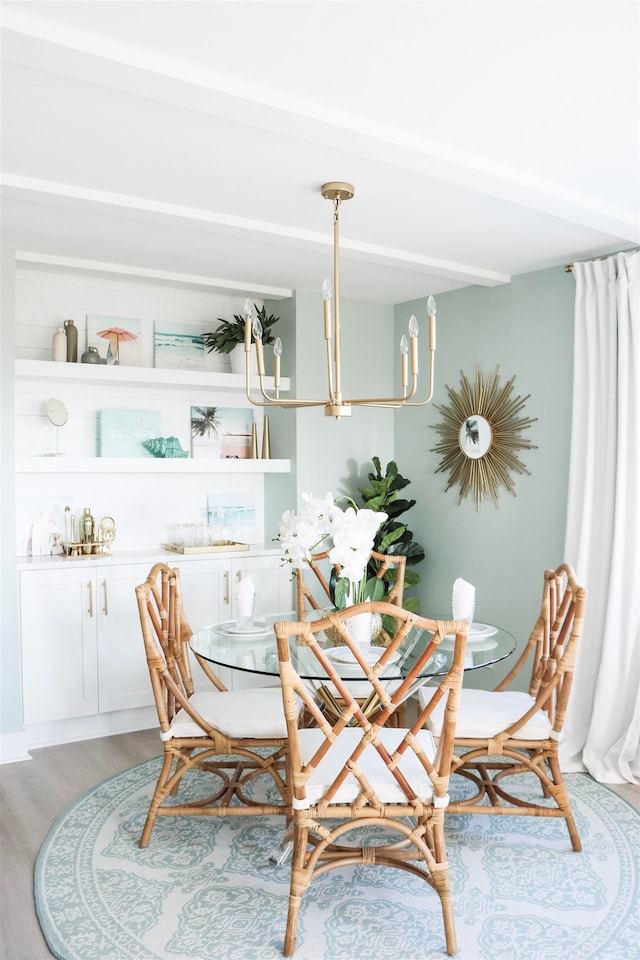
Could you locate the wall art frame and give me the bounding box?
[431,366,537,510]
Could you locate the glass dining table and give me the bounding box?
[189,612,516,689]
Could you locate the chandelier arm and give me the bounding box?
[397,349,436,407]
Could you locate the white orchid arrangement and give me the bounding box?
[277,492,388,609]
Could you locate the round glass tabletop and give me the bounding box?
[189,612,516,682]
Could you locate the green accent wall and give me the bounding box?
[394,266,575,688]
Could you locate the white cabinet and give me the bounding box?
[19,551,293,726]
[19,567,99,724]
[20,562,152,724]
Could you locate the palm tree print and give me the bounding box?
[191,407,221,439]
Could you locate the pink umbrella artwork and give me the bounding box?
[97,326,138,365]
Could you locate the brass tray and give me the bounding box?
[164,541,250,555]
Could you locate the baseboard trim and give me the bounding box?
[0,728,31,764]
[5,707,158,758]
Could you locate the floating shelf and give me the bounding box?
[15,456,290,474]
[14,359,289,393]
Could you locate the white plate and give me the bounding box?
[326,644,401,666]
[444,622,498,642]
[217,620,270,637]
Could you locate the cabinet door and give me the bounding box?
[173,557,233,691]
[20,568,99,724]
[96,563,155,713]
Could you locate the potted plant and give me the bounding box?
[355,457,426,614]
[204,303,280,374]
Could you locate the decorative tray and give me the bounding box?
[164,541,250,555]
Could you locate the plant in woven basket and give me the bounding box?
[203,304,280,355]
[356,457,425,614]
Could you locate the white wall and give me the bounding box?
[13,266,276,553]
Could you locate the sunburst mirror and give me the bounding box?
[431,367,537,510]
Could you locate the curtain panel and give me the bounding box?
[561,251,639,783]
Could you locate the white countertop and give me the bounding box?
[17,544,283,571]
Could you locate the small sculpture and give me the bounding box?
[142,436,189,458]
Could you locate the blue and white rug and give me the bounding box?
[35,758,639,960]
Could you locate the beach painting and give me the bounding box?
[207,493,258,543]
[86,315,143,366]
[155,320,205,370]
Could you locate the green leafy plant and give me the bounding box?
[203,304,280,355]
[356,457,425,614]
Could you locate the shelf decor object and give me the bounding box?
[154,320,205,370]
[431,366,537,510]
[240,181,438,419]
[86,315,142,366]
[98,409,162,457]
[141,437,189,458]
[164,541,250,555]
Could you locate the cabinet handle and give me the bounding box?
[236,570,243,581]
[224,571,229,604]
[102,579,109,615]
[87,581,94,617]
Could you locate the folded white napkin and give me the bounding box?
[452,577,475,622]
[235,576,256,617]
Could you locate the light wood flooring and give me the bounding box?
[1,729,638,960]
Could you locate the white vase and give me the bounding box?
[229,343,258,376]
[347,611,373,647]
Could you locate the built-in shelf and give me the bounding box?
[16,456,290,474]
[14,359,290,393]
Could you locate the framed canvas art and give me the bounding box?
[86,315,143,366]
[191,406,253,459]
[154,320,205,371]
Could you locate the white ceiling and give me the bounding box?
[1,1,638,304]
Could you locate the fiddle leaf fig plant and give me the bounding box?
[204,304,280,355]
[356,457,425,614]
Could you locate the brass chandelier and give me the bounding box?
[243,181,437,419]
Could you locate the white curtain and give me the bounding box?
[561,250,640,783]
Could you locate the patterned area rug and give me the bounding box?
[35,758,639,960]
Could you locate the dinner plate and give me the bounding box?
[445,622,498,642]
[217,620,270,637]
[326,644,401,666]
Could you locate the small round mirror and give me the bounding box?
[459,415,492,459]
[46,398,68,428]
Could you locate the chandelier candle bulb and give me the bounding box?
[428,296,437,351]
[273,338,282,390]
[400,335,409,388]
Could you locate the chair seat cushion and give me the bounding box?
[170,688,287,740]
[297,726,437,807]
[417,686,552,740]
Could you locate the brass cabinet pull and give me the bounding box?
[224,571,229,604]
[87,580,94,617]
[102,579,109,615]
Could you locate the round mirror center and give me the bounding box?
[459,415,492,459]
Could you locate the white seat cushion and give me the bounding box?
[417,686,552,740]
[296,726,437,807]
[169,688,287,740]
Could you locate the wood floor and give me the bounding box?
[1,729,638,960]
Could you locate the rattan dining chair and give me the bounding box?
[418,562,587,851]
[135,562,289,847]
[274,601,469,957]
